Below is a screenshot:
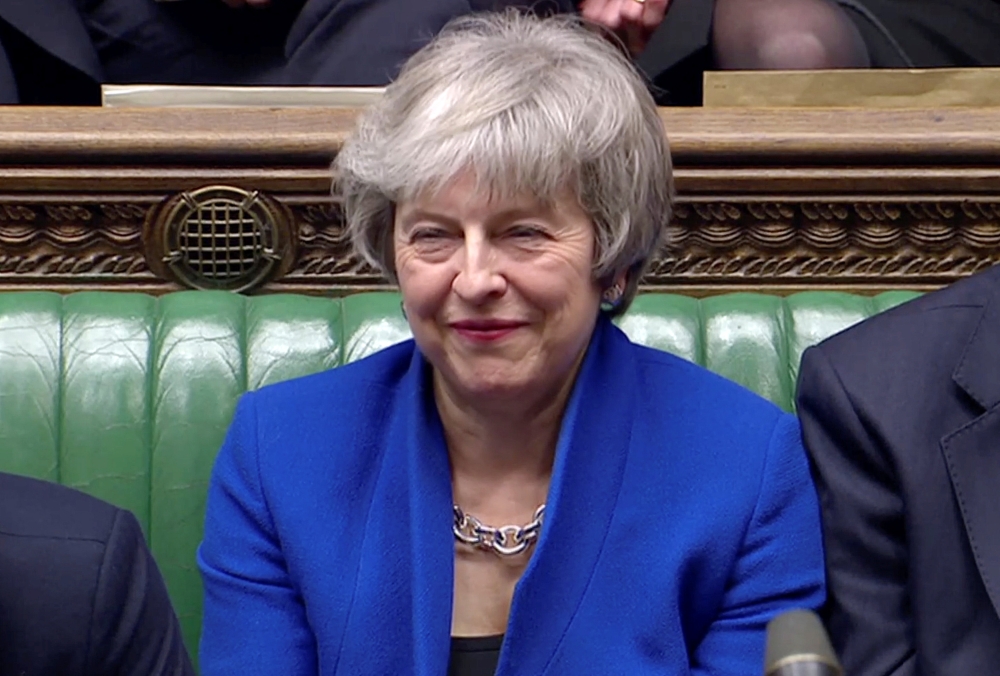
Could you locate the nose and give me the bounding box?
[451,232,506,304]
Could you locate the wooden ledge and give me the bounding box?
[0,106,994,296]
[0,106,1000,166]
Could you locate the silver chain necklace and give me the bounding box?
[453,504,546,557]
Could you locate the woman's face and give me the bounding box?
[394,172,602,406]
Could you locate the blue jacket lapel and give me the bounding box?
[499,317,636,675]
[334,349,453,676]
[338,317,637,675]
[404,356,455,676]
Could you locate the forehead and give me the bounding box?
[396,171,580,223]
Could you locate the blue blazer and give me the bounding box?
[198,317,825,675]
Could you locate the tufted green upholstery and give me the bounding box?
[0,289,921,664]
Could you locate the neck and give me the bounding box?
[434,362,582,512]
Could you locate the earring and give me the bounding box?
[400,301,407,320]
[600,283,624,312]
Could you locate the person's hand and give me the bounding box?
[578,0,670,56]
[220,0,272,7]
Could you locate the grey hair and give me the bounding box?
[333,10,674,315]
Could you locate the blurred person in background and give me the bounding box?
[0,0,564,104]
[581,0,1000,104]
[3,0,998,107]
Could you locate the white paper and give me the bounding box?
[101,84,385,108]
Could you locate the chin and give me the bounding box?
[446,364,535,400]
[461,373,531,397]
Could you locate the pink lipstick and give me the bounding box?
[449,319,527,343]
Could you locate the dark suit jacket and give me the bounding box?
[797,264,1000,675]
[0,0,558,105]
[0,0,102,104]
[0,471,195,675]
[0,0,100,80]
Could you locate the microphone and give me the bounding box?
[764,609,843,676]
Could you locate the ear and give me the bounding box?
[600,273,627,309]
[605,272,627,296]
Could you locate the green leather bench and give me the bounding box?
[0,289,921,665]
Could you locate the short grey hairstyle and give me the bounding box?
[334,10,673,315]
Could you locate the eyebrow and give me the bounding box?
[490,207,551,225]
[398,209,454,227]
[398,206,553,231]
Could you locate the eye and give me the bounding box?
[409,227,451,243]
[505,225,546,240]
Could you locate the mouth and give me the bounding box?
[448,319,528,342]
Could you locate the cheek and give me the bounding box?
[396,252,452,317]
[525,250,600,312]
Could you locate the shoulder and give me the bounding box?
[616,340,820,591]
[0,474,184,676]
[251,339,414,401]
[624,340,797,497]
[0,471,120,542]
[246,339,416,423]
[0,474,124,643]
[631,341,786,427]
[221,340,417,495]
[0,471,146,584]
[798,268,1000,411]
[811,266,998,372]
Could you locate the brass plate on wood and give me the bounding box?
[145,186,296,292]
[703,68,1000,108]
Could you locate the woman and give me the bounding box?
[198,11,825,675]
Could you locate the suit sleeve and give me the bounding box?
[796,345,916,676]
[691,413,827,675]
[197,393,319,676]
[86,508,195,676]
[0,33,18,104]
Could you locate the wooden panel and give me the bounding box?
[703,68,1000,108]
[0,106,996,295]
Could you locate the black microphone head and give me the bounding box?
[764,609,842,676]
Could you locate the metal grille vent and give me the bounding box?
[157,186,290,292]
[179,199,261,280]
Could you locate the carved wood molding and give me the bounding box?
[0,193,997,294]
[648,198,1000,291]
[0,200,155,288]
[283,196,1000,294]
[0,107,998,295]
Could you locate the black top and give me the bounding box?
[448,635,503,676]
